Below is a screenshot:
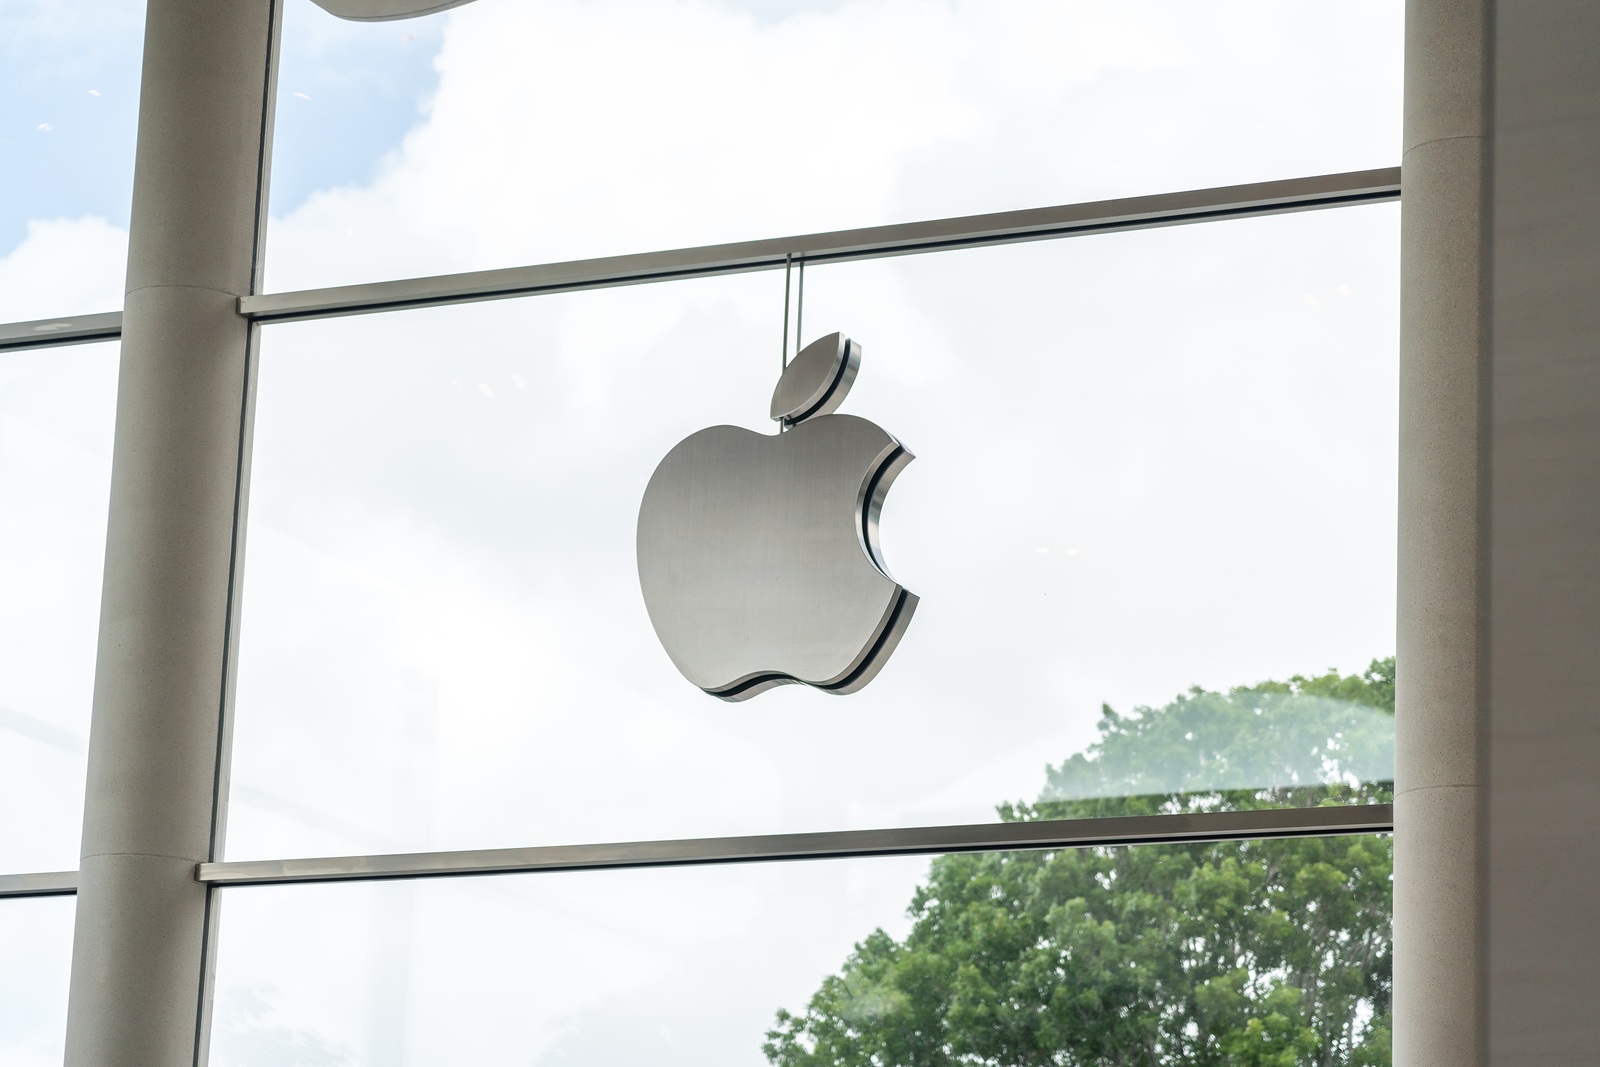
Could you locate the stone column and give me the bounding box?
[1485,4,1600,1062]
[1399,3,1600,1063]
[1393,0,1491,1064]
[63,1,277,1063]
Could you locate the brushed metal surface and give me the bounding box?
[238,168,1401,323]
[0,870,78,898]
[0,311,122,353]
[0,167,1400,343]
[9,164,1399,345]
[770,332,861,424]
[638,405,916,700]
[308,0,476,21]
[195,805,1394,886]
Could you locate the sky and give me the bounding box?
[0,1,1404,1064]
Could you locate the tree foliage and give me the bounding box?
[766,660,1395,1067]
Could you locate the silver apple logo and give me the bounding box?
[637,332,918,701]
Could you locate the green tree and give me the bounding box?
[766,660,1395,1067]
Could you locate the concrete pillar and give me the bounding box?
[1393,0,1491,1064]
[63,1,277,1064]
[1400,3,1600,1064]
[1486,4,1600,1063]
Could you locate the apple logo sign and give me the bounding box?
[637,332,918,701]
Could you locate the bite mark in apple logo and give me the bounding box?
[637,332,918,701]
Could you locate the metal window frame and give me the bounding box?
[0,167,1398,352]
[242,168,1398,321]
[196,804,1393,887]
[0,804,1391,898]
[0,311,124,353]
[0,871,78,899]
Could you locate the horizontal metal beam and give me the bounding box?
[240,168,1401,324]
[0,311,122,353]
[0,870,78,898]
[197,804,1392,888]
[0,170,1400,344]
[0,806,1392,896]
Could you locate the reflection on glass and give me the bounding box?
[1032,659,1395,818]
[0,2,143,320]
[769,837,1392,1066]
[227,205,1398,859]
[0,897,75,1066]
[0,344,118,873]
[262,0,1403,290]
[208,838,1392,1067]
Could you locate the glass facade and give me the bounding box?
[0,896,74,1067]
[0,2,142,321]
[208,837,1392,1066]
[0,342,118,874]
[227,205,1398,860]
[0,1,1403,1062]
[261,0,1403,290]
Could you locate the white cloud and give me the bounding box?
[0,340,118,876]
[0,898,74,1067]
[265,0,1401,291]
[0,216,126,321]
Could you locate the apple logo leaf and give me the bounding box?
[639,332,917,701]
[770,332,862,426]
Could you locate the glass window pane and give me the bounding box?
[0,897,75,1066]
[227,204,1397,860]
[0,343,119,873]
[208,836,1393,1066]
[262,0,1403,291]
[0,2,142,321]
